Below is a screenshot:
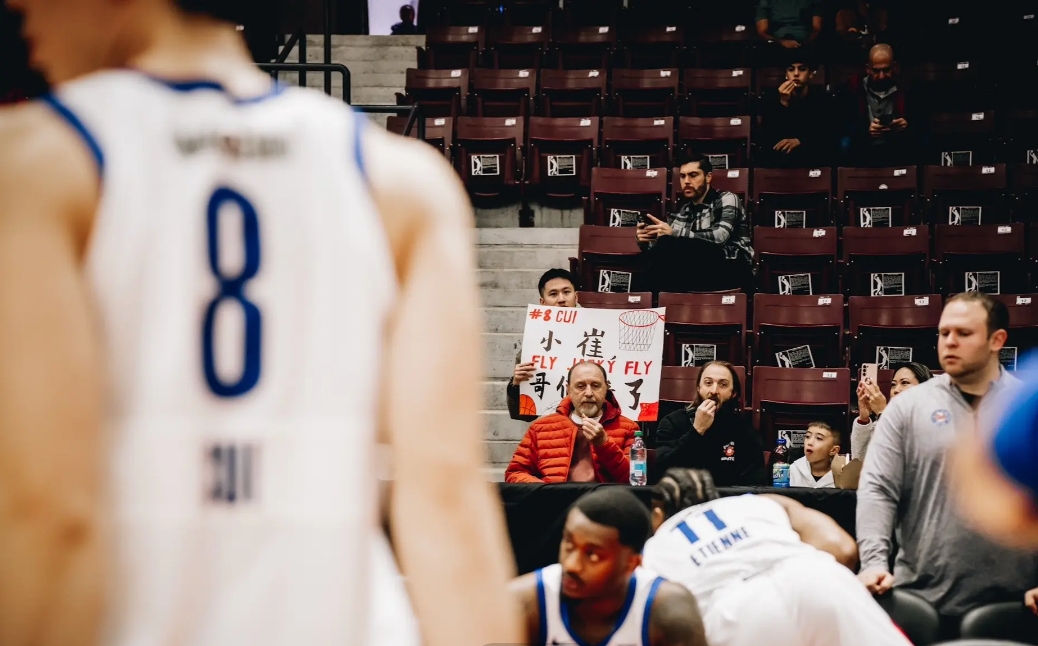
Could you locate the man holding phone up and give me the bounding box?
[635,152,753,293]
[843,43,913,166]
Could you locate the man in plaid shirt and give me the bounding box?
[636,152,754,293]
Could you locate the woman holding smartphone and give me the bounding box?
[853,362,932,461]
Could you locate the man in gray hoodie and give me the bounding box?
[857,292,1038,634]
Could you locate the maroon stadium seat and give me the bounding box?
[907,60,989,113]
[470,68,537,118]
[694,24,754,69]
[926,111,998,167]
[550,26,616,70]
[397,68,469,119]
[454,116,524,198]
[752,293,845,369]
[754,226,838,295]
[923,164,1008,225]
[842,225,931,297]
[934,223,1026,295]
[848,295,944,373]
[576,291,653,309]
[585,167,669,227]
[753,367,851,451]
[485,25,550,70]
[837,166,920,228]
[538,68,608,117]
[611,68,681,118]
[601,117,674,170]
[577,224,645,293]
[1009,163,1038,222]
[419,26,485,71]
[619,25,686,69]
[386,116,454,160]
[678,116,751,170]
[526,116,599,199]
[682,68,752,117]
[659,292,748,367]
[752,167,833,228]
[990,294,1038,370]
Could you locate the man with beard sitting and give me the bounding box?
[651,361,766,485]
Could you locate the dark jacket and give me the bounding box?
[760,86,831,164]
[652,404,767,486]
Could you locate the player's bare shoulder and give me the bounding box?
[647,580,707,646]
[508,572,542,644]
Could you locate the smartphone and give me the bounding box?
[637,213,651,226]
[860,362,879,385]
[878,113,894,127]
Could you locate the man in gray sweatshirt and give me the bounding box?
[857,292,1038,631]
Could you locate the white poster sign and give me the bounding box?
[519,306,666,421]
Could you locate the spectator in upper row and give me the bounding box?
[835,0,889,48]
[842,43,914,167]
[391,4,418,35]
[756,0,823,47]
[636,153,754,294]
[507,268,579,422]
[505,361,638,484]
[759,49,831,168]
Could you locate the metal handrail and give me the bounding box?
[258,63,352,104]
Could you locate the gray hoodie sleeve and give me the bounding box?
[856,400,905,572]
[851,417,875,462]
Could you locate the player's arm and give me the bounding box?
[760,494,859,570]
[647,580,708,646]
[508,572,543,645]
[368,126,523,646]
[0,104,106,646]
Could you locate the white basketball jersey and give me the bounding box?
[641,495,818,614]
[536,563,663,646]
[46,70,395,646]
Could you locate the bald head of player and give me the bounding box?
[650,468,720,533]
[9,0,251,84]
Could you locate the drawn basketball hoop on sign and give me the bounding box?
[618,310,663,351]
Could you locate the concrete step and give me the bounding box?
[483,333,522,379]
[483,306,526,333]
[482,465,506,482]
[483,379,511,410]
[482,288,541,308]
[479,268,547,290]
[478,246,576,269]
[286,47,417,68]
[352,72,410,88]
[483,410,528,442]
[486,439,522,464]
[477,227,580,246]
[352,86,401,105]
[305,35,426,48]
[475,207,521,228]
[475,204,585,228]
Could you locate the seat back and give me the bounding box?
[659,292,748,366]
[508,0,553,26]
[908,60,988,113]
[486,25,549,70]
[680,167,749,205]
[1009,163,1038,222]
[527,116,599,198]
[934,224,1026,294]
[683,68,752,116]
[576,291,653,309]
[694,25,753,68]
[877,590,941,646]
[423,26,484,70]
[837,166,919,227]
[454,116,524,197]
[620,26,685,69]
[551,26,616,70]
[752,167,833,228]
[402,68,469,118]
[959,602,1038,644]
[991,295,1038,370]
[753,294,845,369]
[587,167,669,227]
[611,68,680,117]
[923,164,1008,225]
[842,226,931,297]
[470,68,537,117]
[848,295,944,372]
[1002,109,1038,164]
[752,367,851,449]
[927,111,999,167]
[386,116,454,160]
[601,117,674,170]
[678,116,751,170]
[539,68,608,117]
[578,225,644,293]
[754,226,838,294]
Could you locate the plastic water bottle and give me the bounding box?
[771,438,790,488]
[629,431,647,486]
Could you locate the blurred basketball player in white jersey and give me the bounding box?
[0,1,523,645]
[511,487,707,646]
[643,469,912,646]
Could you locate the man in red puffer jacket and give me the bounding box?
[506,362,639,483]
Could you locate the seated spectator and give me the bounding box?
[505,362,638,483]
[756,0,823,48]
[790,421,841,488]
[652,361,766,486]
[852,362,931,461]
[835,0,888,47]
[391,4,417,35]
[759,49,831,167]
[507,268,580,421]
[841,43,914,167]
[636,153,754,294]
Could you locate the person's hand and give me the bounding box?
[644,214,673,238]
[693,399,717,435]
[863,380,887,415]
[856,382,872,423]
[1026,588,1038,616]
[858,568,895,595]
[778,79,797,106]
[635,222,656,243]
[779,39,801,48]
[512,361,535,385]
[580,415,607,447]
[869,118,889,138]
[889,117,908,131]
[774,138,801,153]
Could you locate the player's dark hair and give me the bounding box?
[571,487,653,553]
[891,362,933,385]
[946,292,1010,338]
[689,361,742,410]
[674,150,713,175]
[568,361,608,386]
[807,421,841,448]
[652,469,720,520]
[537,268,577,297]
[175,0,253,24]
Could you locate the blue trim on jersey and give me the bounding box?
[535,569,548,646]
[353,112,368,187]
[992,354,1038,500]
[40,94,104,177]
[640,577,665,646]
[138,73,285,105]
[560,575,638,646]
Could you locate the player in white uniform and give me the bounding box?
[0,1,524,645]
[511,487,706,646]
[642,469,913,646]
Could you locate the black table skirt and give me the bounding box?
[498,483,857,575]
